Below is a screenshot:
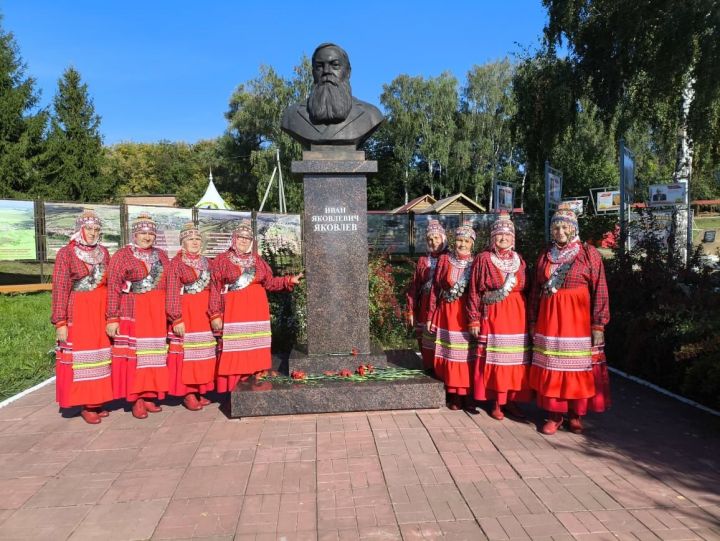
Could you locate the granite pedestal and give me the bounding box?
[229,148,445,418]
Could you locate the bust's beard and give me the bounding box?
[307,80,353,124]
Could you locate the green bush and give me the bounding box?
[604,210,720,409]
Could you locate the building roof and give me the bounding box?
[416,192,486,214]
[391,194,437,214]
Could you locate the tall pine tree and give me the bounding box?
[0,16,47,198]
[41,66,106,202]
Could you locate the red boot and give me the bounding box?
[144,400,162,413]
[447,394,461,411]
[183,394,202,411]
[198,395,211,406]
[568,413,583,434]
[490,401,505,421]
[132,399,148,420]
[80,408,101,425]
[541,413,563,435]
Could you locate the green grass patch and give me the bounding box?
[0,292,55,401]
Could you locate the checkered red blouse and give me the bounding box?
[51,242,110,327]
[105,245,170,323]
[208,251,294,320]
[165,253,212,324]
[528,243,610,330]
[466,250,529,327]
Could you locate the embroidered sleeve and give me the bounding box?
[587,245,610,329]
[427,254,447,316]
[51,247,73,326]
[258,257,294,292]
[165,257,183,324]
[466,254,486,328]
[208,255,226,320]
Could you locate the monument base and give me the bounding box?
[229,348,445,418]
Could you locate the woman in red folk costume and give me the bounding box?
[209,219,302,393]
[467,213,532,421]
[166,223,217,411]
[106,213,170,419]
[405,219,447,370]
[427,222,478,411]
[529,203,611,435]
[51,210,113,424]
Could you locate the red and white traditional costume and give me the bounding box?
[529,204,610,433]
[406,220,447,369]
[107,214,170,404]
[428,223,477,400]
[209,220,296,393]
[166,223,217,401]
[467,214,532,412]
[51,210,113,417]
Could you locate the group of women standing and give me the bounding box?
[52,210,300,424]
[408,204,611,435]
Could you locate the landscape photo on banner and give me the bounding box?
[44,202,122,260]
[0,199,36,261]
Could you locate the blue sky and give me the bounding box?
[1,1,548,145]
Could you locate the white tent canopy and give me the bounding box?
[195,170,231,209]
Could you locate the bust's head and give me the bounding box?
[308,43,353,124]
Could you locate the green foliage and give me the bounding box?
[38,67,108,202]
[0,293,55,401]
[369,254,411,348]
[604,211,720,409]
[224,59,311,212]
[0,17,47,198]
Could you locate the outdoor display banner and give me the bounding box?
[0,199,36,261]
[44,202,122,260]
[628,209,674,250]
[413,214,461,253]
[562,199,585,216]
[649,183,687,206]
[494,183,514,212]
[368,213,411,254]
[597,190,621,212]
[196,208,251,258]
[126,205,192,258]
[256,213,303,268]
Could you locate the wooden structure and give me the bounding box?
[391,195,437,214]
[416,193,486,214]
[123,195,177,207]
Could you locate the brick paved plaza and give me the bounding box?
[0,375,718,540]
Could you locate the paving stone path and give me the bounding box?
[0,375,718,540]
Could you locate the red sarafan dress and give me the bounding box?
[209,249,296,393]
[529,242,611,414]
[166,252,216,396]
[406,251,444,369]
[52,241,113,408]
[428,252,476,396]
[467,250,532,405]
[107,245,171,401]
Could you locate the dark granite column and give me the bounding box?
[292,147,376,355]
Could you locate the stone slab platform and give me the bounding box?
[231,347,445,418]
[230,375,445,418]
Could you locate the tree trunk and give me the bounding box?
[673,75,695,265]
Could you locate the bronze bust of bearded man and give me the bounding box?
[281,43,384,149]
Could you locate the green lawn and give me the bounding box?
[0,293,55,401]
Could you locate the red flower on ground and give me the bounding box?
[366,364,375,373]
[351,347,359,356]
[290,370,306,380]
[323,370,337,376]
[339,369,353,378]
[357,365,366,376]
[255,370,268,380]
